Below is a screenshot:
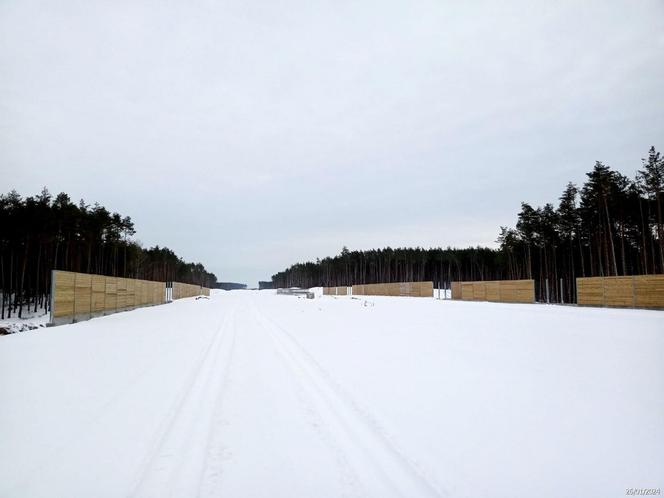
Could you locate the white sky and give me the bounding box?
[2,0,664,286]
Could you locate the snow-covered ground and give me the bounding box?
[0,305,49,334]
[1,290,662,498]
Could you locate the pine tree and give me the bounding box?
[637,146,664,271]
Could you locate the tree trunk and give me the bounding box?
[34,244,41,313]
[17,240,29,318]
[603,196,618,276]
[656,191,664,272]
[619,221,627,275]
[639,197,649,274]
[578,234,586,277]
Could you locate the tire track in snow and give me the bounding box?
[252,299,448,498]
[196,304,239,498]
[249,302,366,498]
[128,305,237,498]
[3,306,219,497]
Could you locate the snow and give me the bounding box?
[1,290,662,498]
[0,306,49,334]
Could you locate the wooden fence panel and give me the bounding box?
[104,277,117,313]
[74,273,92,320]
[452,279,535,304]
[126,279,135,308]
[141,280,149,305]
[91,275,106,315]
[52,270,75,319]
[323,286,347,296]
[486,281,500,301]
[149,282,156,304]
[172,282,205,300]
[577,275,664,308]
[117,278,128,310]
[150,281,156,303]
[134,280,142,306]
[350,283,364,296]
[499,280,536,303]
[576,277,604,306]
[145,280,152,304]
[51,270,168,324]
[603,277,634,307]
[472,283,486,301]
[461,283,474,300]
[154,282,165,304]
[634,275,664,308]
[350,281,433,298]
[416,281,433,297]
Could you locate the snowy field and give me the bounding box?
[1,290,662,498]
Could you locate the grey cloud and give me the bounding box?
[2,0,663,285]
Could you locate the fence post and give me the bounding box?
[49,269,55,324]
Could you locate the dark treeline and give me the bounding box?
[1,189,218,319]
[272,246,504,289]
[215,282,247,290]
[272,146,664,302]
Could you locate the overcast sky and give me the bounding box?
[1,0,663,286]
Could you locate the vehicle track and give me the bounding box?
[129,305,237,498]
[252,299,448,498]
[196,305,240,498]
[3,306,223,497]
